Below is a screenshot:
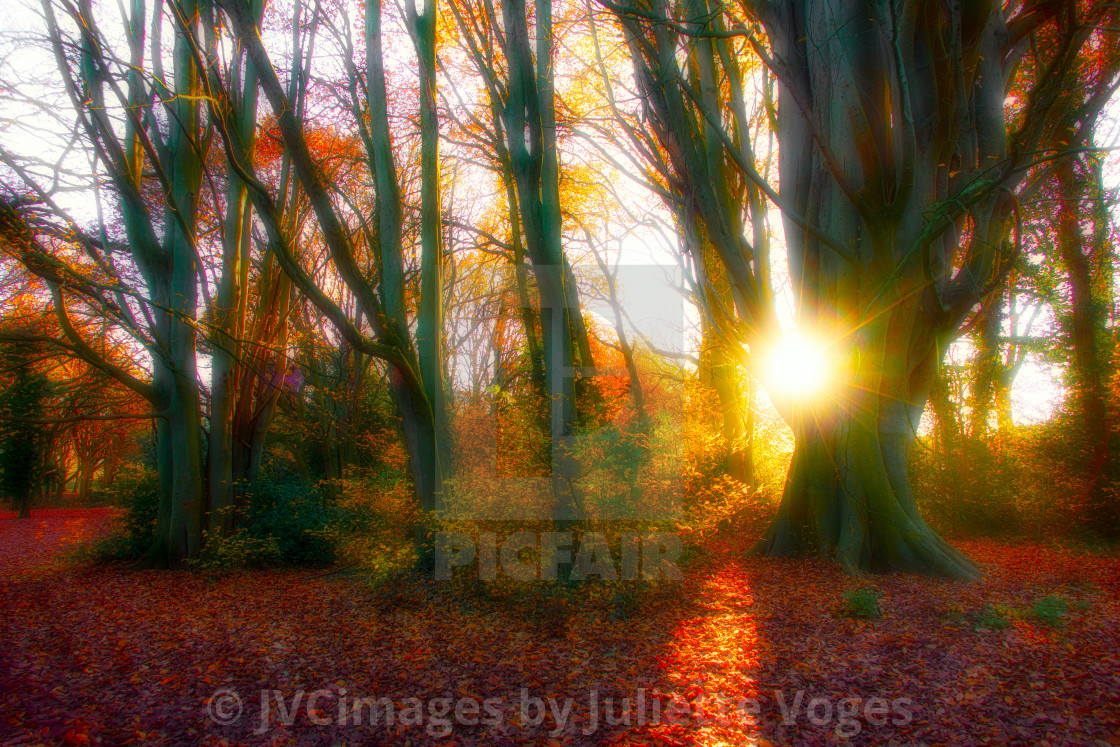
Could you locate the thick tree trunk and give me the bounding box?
[741,0,1027,578]
[138,379,205,570]
[757,319,979,579]
[166,364,205,567]
[140,412,175,569]
[143,0,206,569]
[387,363,443,569]
[413,0,449,558]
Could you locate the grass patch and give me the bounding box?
[1030,595,1068,628]
[842,588,882,620]
[975,604,1011,631]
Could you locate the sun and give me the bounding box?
[761,332,832,400]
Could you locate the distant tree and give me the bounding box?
[1052,146,1118,532]
[446,0,603,525]
[0,341,49,518]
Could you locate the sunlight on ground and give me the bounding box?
[657,563,762,742]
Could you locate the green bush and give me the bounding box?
[95,466,160,561]
[194,477,338,571]
[225,476,339,567]
[196,531,283,571]
[94,467,390,569]
[842,588,882,619]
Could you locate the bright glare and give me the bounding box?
[762,333,831,400]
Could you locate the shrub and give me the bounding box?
[196,531,283,571]
[95,466,160,561]
[93,466,404,569]
[233,476,339,567]
[193,478,337,571]
[842,588,882,619]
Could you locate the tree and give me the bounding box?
[610,0,1120,576]
[963,5,1120,532]
[446,0,602,526]
[0,0,301,566]
[210,0,450,565]
[0,339,49,518]
[588,0,773,486]
[1053,145,1118,532]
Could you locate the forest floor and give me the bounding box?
[1,508,1119,746]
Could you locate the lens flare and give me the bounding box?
[762,333,831,400]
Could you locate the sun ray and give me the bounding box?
[761,332,833,402]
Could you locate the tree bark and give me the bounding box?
[744,0,1037,578]
[500,0,589,526]
[1056,152,1116,533]
[208,33,259,534]
[758,313,979,579]
[412,0,450,564]
[78,457,93,502]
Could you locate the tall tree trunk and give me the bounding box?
[412,0,449,565]
[1056,152,1116,533]
[499,0,592,528]
[164,0,205,567]
[209,15,260,534]
[78,457,93,502]
[131,0,207,569]
[700,322,754,485]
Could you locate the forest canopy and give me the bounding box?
[0,0,1118,579]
